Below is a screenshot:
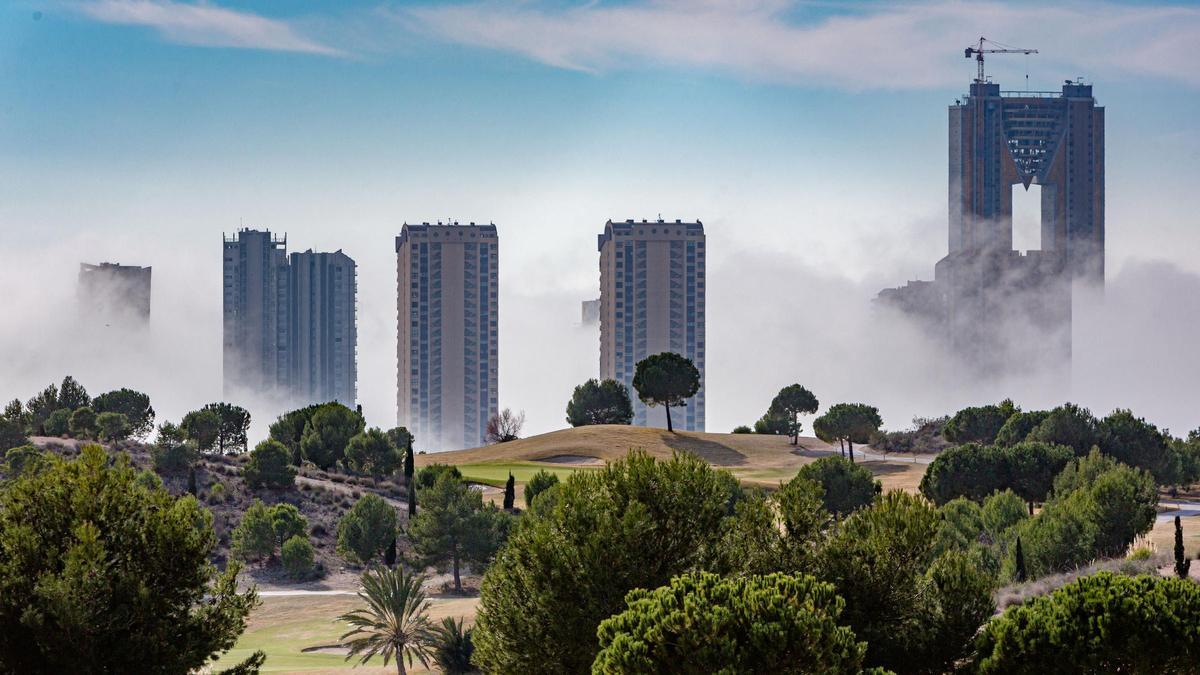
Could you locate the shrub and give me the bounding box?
[150,422,199,474]
[430,616,475,675]
[2,445,44,477]
[415,463,463,490]
[793,455,879,516]
[731,425,753,434]
[336,494,398,564]
[281,535,314,579]
[231,500,276,563]
[270,503,308,548]
[523,469,559,507]
[593,571,867,674]
[243,439,297,490]
[973,572,1200,673]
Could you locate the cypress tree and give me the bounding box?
[403,439,417,516]
[503,472,515,510]
[1175,515,1191,579]
[187,465,198,496]
[1014,536,1027,582]
[384,536,397,568]
[403,442,414,487]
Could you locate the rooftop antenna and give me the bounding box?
[964,37,1037,84]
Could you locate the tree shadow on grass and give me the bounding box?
[659,432,748,467]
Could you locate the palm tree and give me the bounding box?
[337,567,434,675]
[430,616,476,674]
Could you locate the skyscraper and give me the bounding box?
[223,229,358,406]
[223,229,289,397]
[878,77,1105,371]
[288,250,357,407]
[77,262,152,325]
[598,219,705,431]
[396,222,499,451]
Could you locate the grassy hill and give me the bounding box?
[416,425,928,495]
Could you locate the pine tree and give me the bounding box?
[503,473,515,510]
[1014,536,1027,582]
[1175,515,1191,579]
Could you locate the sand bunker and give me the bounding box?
[537,454,604,466]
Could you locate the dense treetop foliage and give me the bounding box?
[941,399,1018,445]
[793,455,879,516]
[0,445,259,672]
[243,439,297,489]
[920,441,1073,509]
[593,571,870,675]
[973,572,1200,673]
[767,384,819,445]
[566,378,634,427]
[813,403,883,461]
[631,352,701,432]
[473,451,733,674]
[299,402,364,470]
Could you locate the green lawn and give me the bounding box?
[454,461,595,488]
[211,594,479,674]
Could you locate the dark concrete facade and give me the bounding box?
[880,79,1104,370]
[223,229,357,407]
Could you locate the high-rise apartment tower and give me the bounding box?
[598,219,705,431]
[288,250,358,406]
[223,229,289,397]
[396,222,499,452]
[223,229,357,407]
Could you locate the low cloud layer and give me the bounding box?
[3,229,1198,448]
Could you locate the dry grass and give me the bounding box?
[1148,512,1200,560]
[993,553,1171,612]
[417,425,928,494]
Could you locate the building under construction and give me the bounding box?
[879,53,1105,371]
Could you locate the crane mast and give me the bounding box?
[965,36,1037,83]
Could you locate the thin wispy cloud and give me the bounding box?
[77,0,343,56]
[400,0,1200,89]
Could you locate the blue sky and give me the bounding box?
[2,0,1199,438]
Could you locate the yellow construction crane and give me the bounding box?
[965,37,1037,83]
